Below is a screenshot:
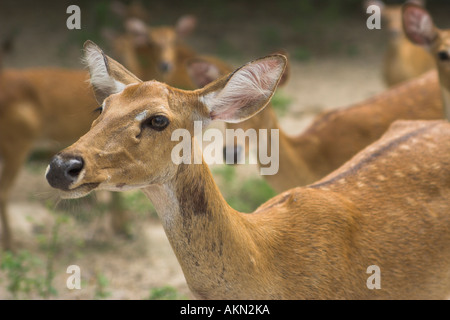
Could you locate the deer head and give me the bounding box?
[120,15,197,80]
[402,2,450,118]
[45,41,286,198]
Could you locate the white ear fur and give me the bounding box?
[83,41,126,100]
[199,55,286,123]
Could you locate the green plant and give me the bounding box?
[147,285,186,300]
[121,190,157,218]
[94,272,111,299]
[271,90,292,116]
[215,39,243,61]
[0,251,45,299]
[293,46,312,62]
[212,166,277,213]
[259,25,282,51]
[43,211,70,298]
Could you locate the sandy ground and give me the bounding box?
[0,1,393,300]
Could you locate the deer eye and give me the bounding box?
[438,51,450,61]
[142,115,170,131]
[93,106,103,114]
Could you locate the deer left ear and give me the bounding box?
[83,40,142,104]
[198,54,287,123]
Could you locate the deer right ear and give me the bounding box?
[402,3,437,48]
[83,40,142,104]
[198,54,287,123]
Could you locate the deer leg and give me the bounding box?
[0,140,33,251]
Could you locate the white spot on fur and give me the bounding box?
[400,144,411,150]
[135,110,148,121]
[394,171,405,178]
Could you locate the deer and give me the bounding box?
[187,55,444,194]
[45,40,450,299]
[107,11,198,89]
[366,0,435,87]
[109,0,150,23]
[402,2,450,121]
[0,46,132,250]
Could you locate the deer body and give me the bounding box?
[199,63,443,193]
[368,1,435,87]
[45,41,450,299]
[1,69,97,143]
[383,35,434,87]
[272,70,442,191]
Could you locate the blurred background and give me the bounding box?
[0,0,449,299]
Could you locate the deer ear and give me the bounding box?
[271,49,290,87]
[125,18,150,46]
[198,54,287,123]
[186,59,222,88]
[176,15,197,38]
[402,3,437,48]
[186,56,234,88]
[83,40,142,104]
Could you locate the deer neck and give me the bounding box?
[142,148,262,299]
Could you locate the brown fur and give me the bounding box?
[46,42,450,299]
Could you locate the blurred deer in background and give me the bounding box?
[187,52,444,193]
[46,41,450,299]
[110,0,150,22]
[0,41,130,251]
[366,0,435,87]
[402,1,450,120]
[107,1,198,88]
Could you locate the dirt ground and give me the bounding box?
[0,0,443,300]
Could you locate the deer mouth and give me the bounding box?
[56,182,101,199]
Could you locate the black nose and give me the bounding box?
[223,145,243,165]
[46,155,84,190]
[159,62,172,73]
